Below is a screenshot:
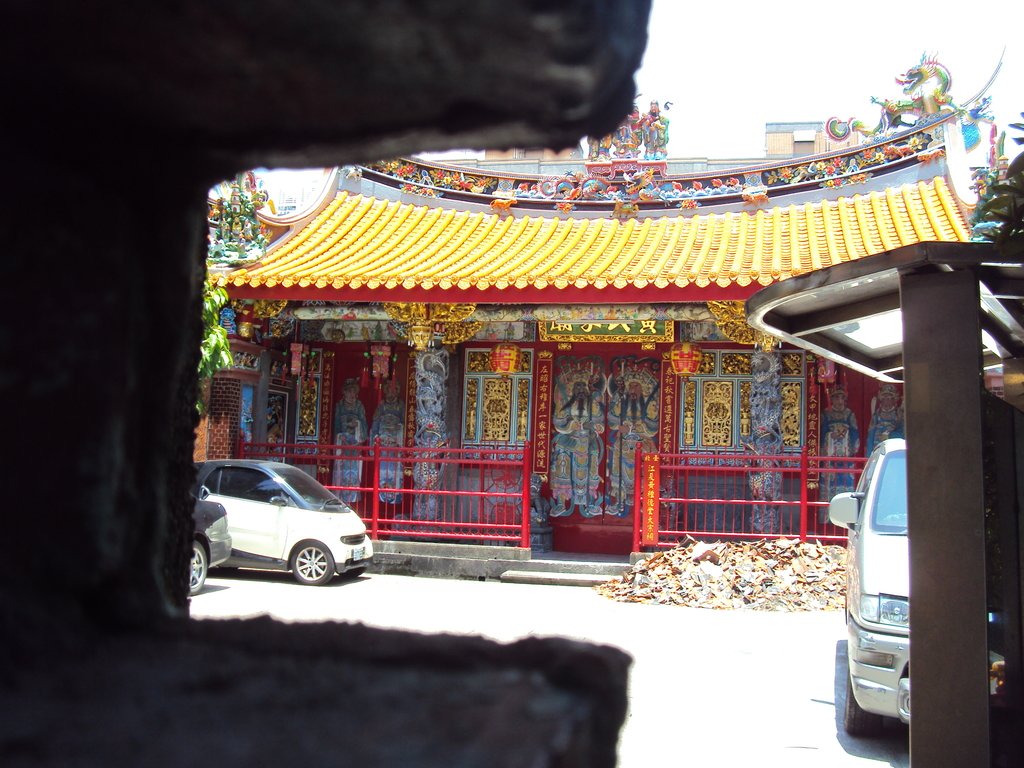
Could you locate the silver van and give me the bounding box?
[829,437,910,735]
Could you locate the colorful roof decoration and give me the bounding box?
[214,176,970,301]
[362,118,953,213]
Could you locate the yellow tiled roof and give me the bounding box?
[215,178,970,294]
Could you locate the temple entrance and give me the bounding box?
[547,351,662,554]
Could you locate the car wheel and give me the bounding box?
[189,541,208,596]
[291,541,336,586]
[843,669,884,736]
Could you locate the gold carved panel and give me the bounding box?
[482,377,512,442]
[517,379,530,439]
[683,380,696,446]
[299,379,319,438]
[464,378,478,440]
[698,352,716,375]
[781,353,804,377]
[722,353,751,376]
[701,380,734,447]
[740,381,751,437]
[781,382,802,447]
[467,351,491,373]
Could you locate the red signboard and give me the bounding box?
[641,454,660,547]
[660,354,677,454]
[533,351,553,475]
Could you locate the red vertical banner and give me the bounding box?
[641,453,660,547]
[533,351,553,475]
[806,354,820,488]
[317,350,335,485]
[659,352,677,454]
[319,350,335,442]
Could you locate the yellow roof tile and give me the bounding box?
[215,178,970,297]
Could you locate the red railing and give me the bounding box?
[238,440,862,552]
[633,447,867,550]
[239,439,532,547]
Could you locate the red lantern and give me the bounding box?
[490,343,522,375]
[668,342,702,377]
[289,342,305,377]
[370,343,392,380]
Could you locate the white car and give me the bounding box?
[829,438,910,735]
[195,459,373,586]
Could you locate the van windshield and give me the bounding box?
[871,451,907,534]
[275,464,347,509]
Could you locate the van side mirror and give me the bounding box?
[269,495,289,507]
[829,492,862,529]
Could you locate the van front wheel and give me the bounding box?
[843,670,885,736]
[291,541,336,586]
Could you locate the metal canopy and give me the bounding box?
[745,241,1024,381]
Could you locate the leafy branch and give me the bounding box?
[198,280,233,414]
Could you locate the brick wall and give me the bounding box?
[204,376,243,459]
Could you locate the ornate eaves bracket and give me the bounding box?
[383,302,481,350]
[707,300,779,352]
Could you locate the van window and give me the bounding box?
[212,467,284,504]
[871,451,907,534]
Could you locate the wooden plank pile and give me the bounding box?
[595,537,847,611]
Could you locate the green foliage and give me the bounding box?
[198,279,233,414]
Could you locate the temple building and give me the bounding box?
[199,57,1005,555]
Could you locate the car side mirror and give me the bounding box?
[269,495,289,507]
[198,485,211,501]
[829,492,862,529]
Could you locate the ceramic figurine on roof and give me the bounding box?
[207,171,273,265]
[640,100,670,160]
[826,53,958,141]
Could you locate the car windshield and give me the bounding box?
[275,464,347,509]
[870,450,907,534]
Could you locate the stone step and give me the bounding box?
[499,570,614,587]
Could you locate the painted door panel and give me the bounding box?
[547,352,660,553]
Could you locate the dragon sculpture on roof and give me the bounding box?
[826,54,956,141]
[827,52,1002,148]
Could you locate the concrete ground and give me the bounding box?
[192,570,910,768]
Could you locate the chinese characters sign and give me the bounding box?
[539,320,673,343]
[641,454,660,547]
[533,352,553,475]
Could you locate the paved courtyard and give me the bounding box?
[192,570,909,767]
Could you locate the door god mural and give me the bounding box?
[606,357,660,516]
[550,356,606,518]
[549,354,661,518]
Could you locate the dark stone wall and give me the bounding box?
[2,2,648,765]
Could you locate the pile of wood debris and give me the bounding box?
[595,537,847,611]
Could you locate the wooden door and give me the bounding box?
[547,352,661,553]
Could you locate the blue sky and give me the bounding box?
[636,0,1023,161]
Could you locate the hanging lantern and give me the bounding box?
[490,343,522,375]
[289,342,305,377]
[668,342,702,377]
[370,343,392,380]
[816,357,837,385]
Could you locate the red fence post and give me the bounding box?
[799,446,809,542]
[370,437,381,539]
[520,440,532,548]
